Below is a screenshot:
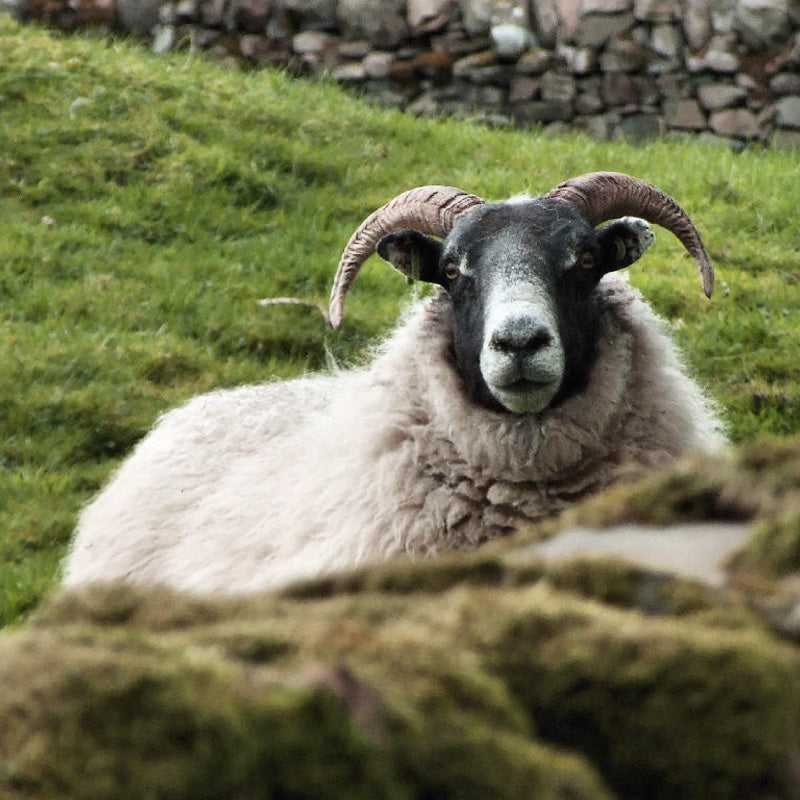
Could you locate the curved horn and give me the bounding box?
[546,171,714,297]
[329,185,484,329]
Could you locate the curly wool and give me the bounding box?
[63,275,725,593]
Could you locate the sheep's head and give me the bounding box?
[330,172,714,415]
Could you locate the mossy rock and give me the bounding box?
[2,570,799,800]
[6,437,800,798]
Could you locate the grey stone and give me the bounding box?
[735,0,791,50]
[709,0,737,33]
[461,0,492,35]
[532,522,750,587]
[578,113,615,139]
[541,71,576,102]
[507,74,540,102]
[574,11,634,46]
[602,70,640,105]
[338,38,369,57]
[225,0,271,32]
[776,95,800,128]
[331,60,366,81]
[656,71,689,99]
[199,0,225,26]
[650,22,682,58]
[174,0,197,20]
[362,50,394,78]
[511,99,574,125]
[337,0,407,47]
[554,0,582,41]
[770,72,800,96]
[490,3,535,60]
[583,0,631,12]
[152,23,176,51]
[575,90,605,114]
[682,0,711,50]
[556,43,596,75]
[618,111,663,140]
[515,46,553,74]
[633,0,680,21]
[407,0,457,35]
[491,22,534,60]
[664,97,706,128]
[117,0,163,33]
[531,0,559,46]
[697,82,747,110]
[599,35,650,71]
[292,30,334,52]
[686,35,739,72]
[710,107,760,138]
[283,0,336,30]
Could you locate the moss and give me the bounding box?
[0,630,400,800]
[492,585,800,800]
[746,509,800,575]
[7,580,800,799]
[545,556,713,616]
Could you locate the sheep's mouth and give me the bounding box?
[488,377,561,414]
[502,378,553,393]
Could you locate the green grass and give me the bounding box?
[2,18,800,626]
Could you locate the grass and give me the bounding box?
[2,18,800,626]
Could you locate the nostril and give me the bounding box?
[490,323,553,355]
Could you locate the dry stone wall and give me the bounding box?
[12,0,800,148]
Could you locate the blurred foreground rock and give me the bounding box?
[4,437,800,799]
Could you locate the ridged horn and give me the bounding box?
[546,171,714,297]
[329,185,484,329]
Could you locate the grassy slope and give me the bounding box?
[1,18,799,625]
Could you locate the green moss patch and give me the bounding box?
[4,579,800,799]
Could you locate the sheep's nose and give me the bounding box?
[489,319,553,356]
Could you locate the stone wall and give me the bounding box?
[12,0,800,148]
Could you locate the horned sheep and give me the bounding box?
[63,172,726,593]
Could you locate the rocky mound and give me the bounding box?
[3,437,800,799]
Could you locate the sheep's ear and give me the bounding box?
[377,230,444,285]
[595,216,655,274]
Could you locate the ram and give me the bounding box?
[63,172,725,593]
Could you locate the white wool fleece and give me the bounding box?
[63,274,726,593]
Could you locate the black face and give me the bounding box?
[377,199,654,414]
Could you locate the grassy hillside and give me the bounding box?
[2,18,800,625]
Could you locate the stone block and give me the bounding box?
[574,11,635,47]
[697,82,747,110]
[709,108,760,138]
[633,0,680,21]
[599,35,650,71]
[508,74,541,102]
[776,95,800,128]
[735,0,791,50]
[664,97,706,129]
[682,0,711,50]
[515,46,553,74]
[541,70,576,102]
[555,43,596,75]
[770,73,800,96]
[407,0,457,35]
[511,99,574,125]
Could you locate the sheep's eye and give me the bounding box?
[444,263,461,281]
[578,252,594,270]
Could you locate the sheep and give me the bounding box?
[63,171,726,594]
